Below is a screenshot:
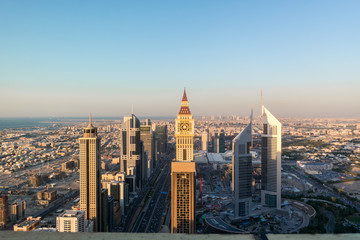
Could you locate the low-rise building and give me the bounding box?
[13,217,41,231]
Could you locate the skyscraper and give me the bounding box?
[120,114,142,192]
[155,125,168,154]
[140,119,154,178]
[0,195,9,228]
[201,130,209,152]
[261,93,282,209]
[232,110,253,218]
[211,130,225,153]
[80,114,101,231]
[171,89,196,234]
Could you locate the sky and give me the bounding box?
[0,1,359,118]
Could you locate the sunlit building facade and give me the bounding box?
[171,90,196,234]
[80,115,101,231]
[261,99,282,209]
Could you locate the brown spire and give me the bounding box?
[178,89,191,115]
[182,88,188,102]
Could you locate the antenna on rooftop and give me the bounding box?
[261,89,264,117]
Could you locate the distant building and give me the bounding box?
[30,174,42,187]
[61,160,76,171]
[10,200,26,222]
[261,95,282,209]
[211,130,225,153]
[79,114,101,232]
[0,195,9,228]
[171,89,196,234]
[37,189,57,205]
[232,111,253,218]
[56,210,85,232]
[13,216,41,231]
[296,161,333,171]
[201,130,209,152]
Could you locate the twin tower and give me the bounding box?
[171,89,282,234]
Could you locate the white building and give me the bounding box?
[56,210,88,232]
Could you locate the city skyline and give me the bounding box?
[1,1,360,118]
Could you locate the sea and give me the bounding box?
[0,116,173,131]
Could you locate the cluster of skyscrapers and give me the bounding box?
[202,129,225,153]
[79,112,167,232]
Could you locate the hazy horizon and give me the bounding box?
[1,1,359,118]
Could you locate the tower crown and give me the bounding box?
[178,89,191,115]
[84,113,97,137]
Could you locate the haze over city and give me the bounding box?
[1,1,360,118]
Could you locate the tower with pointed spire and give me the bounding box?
[232,109,253,217]
[171,89,196,234]
[260,91,282,209]
[79,114,101,231]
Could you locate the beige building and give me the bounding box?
[13,217,41,231]
[171,90,196,234]
[80,115,101,232]
[10,200,26,222]
[56,210,85,232]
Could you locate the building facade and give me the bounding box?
[261,101,282,209]
[13,217,41,231]
[232,111,253,217]
[171,89,196,234]
[79,115,101,231]
[10,200,26,222]
[120,114,143,191]
[140,119,155,175]
[56,210,85,232]
[0,195,9,228]
[201,130,209,152]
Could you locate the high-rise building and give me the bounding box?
[261,94,282,209]
[140,119,155,175]
[155,125,168,154]
[120,114,143,191]
[56,210,85,232]
[99,189,113,232]
[80,114,101,231]
[232,110,253,218]
[201,130,209,152]
[211,130,225,153]
[10,200,26,222]
[0,195,9,228]
[171,89,196,234]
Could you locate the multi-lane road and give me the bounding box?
[121,153,173,233]
[132,159,171,233]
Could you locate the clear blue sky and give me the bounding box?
[1,1,359,118]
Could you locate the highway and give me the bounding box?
[132,159,171,233]
[122,153,173,232]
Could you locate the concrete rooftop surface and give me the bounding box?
[0,233,359,240]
